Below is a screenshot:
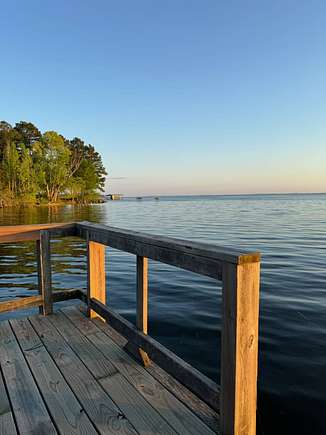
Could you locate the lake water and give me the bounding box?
[0,193,326,434]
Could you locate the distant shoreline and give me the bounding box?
[0,198,105,208]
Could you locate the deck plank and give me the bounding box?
[75,305,219,432]
[0,321,57,435]
[0,370,17,435]
[0,309,219,435]
[10,318,98,435]
[46,313,117,380]
[29,314,137,435]
[100,372,176,435]
[49,312,178,435]
[61,307,216,435]
[87,310,219,432]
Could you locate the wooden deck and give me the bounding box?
[0,222,261,435]
[0,306,219,435]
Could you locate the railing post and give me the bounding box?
[136,255,150,366]
[220,260,260,435]
[36,230,52,315]
[87,235,106,319]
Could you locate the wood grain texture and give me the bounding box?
[48,312,117,380]
[136,255,150,366]
[136,256,148,334]
[0,295,43,313]
[77,221,260,268]
[10,318,98,435]
[100,372,177,435]
[87,238,106,319]
[62,307,217,435]
[0,290,83,314]
[220,262,260,435]
[0,321,57,435]
[36,231,52,315]
[83,307,220,433]
[0,223,75,244]
[0,370,17,435]
[51,311,179,435]
[89,297,220,411]
[29,314,137,435]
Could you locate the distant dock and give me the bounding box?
[106,193,123,200]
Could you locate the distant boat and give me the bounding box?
[154,197,159,200]
[136,197,143,200]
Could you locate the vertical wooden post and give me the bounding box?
[220,260,260,435]
[87,237,106,319]
[136,255,150,366]
[36,230,52,315]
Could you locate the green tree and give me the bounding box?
[84,145,107,191]
[2,141,20,196]
[0,120,107,205]
[35,131,71,203]
[17,144,37,200]
[14,121,41,148]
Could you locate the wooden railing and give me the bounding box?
[0,221,261,435]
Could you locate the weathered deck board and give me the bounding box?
[0,310,219,435]
[78,305,220,432]
[0,321,57,435]
[61,306,216,435]
[47,312,117,380]
[10,318,98,435]
[29,314,137,435]
[49,312,178,435]
[0,370,17,435]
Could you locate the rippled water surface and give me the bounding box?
[1,194,326,434]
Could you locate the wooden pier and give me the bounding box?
[0,222,261,435]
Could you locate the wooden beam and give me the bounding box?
[77,305,220,432]
[87,238,106,319]
[0,289,86,314]
[220,261,260,435]
[52,289,83,303]
[36,231,52,315]
[136,256,150,366]
[89,297,220,411]
[0,223,76,244]
[0,295,43,313]
[77,221,260,265]
[80,225,222,280]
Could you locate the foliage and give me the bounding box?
[0,120,107,205]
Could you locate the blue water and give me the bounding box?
[1,193,326,434]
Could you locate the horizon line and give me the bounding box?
[105,191,326,198]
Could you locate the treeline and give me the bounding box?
[0,121,107,206]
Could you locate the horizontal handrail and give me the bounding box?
[77,221,260,264]
[77,221,260,281]
[0,289,83,313]
[0,223,76,243]
[0,220,260,267]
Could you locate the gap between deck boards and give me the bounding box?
[0,307,220,435]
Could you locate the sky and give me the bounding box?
[1,0,326,195]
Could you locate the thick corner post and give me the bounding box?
[36,230,52,315]
[136,255,150,366]
[87,234,106,319]
[220,259,260,435]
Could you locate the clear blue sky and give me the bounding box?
[1,1,326,195]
